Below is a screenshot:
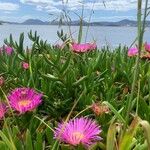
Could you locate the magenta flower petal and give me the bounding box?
[8,88,42,113]
[144,42,150,52]
[0,103,7,119]
[54,117,102,147]
[4,46,13,55]
[128,47,138,57]
[22,62,29,70]
[71,43,97,53]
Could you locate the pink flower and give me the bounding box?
[4,46,13,55]
[71,43,97,53]
[22,62,29,70]
[89,43,97,50]
[0,76,4,87]
[128,47,138,57]
[54,117,102,147]
[144,42,150,52]
[91,103,110,116]
[0,103,7,119]
[8,88,42,113]
[141,53,150,60]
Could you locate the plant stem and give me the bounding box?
[136,80,140,115]
[73,106,91,119]
[85,1,96,43]
[78,5,84,44]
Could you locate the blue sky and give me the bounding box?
[0,0,149,22]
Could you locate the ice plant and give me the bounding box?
[4,46,13,55]
[144,42,150,52]
[89,43,97,50]
[141,53,150,60]
[22,62,29,70]
[71,43,97,53]
[0,103,7,119]
[91,103,110,116]
[54,117,102,147]
[128,47,138,57]
[8,88,42,113]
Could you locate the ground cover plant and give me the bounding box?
[0,0,150,150]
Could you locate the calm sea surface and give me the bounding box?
[0,25,150,48]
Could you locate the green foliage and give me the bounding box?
[0,28,150,149]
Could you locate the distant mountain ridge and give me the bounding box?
[22,19,49,25]
[0,20,19,25]
[0,19,150,27]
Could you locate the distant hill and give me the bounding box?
[0,20,19,25]
[40,19,88,26]
[90,19,138,26]
[0,19,150,27]
[21,19,49,25]
[117,19,137,26]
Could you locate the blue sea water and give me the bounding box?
[0,25,150,48]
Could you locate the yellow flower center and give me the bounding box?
[18,100,31,107]
[72,131,84,140]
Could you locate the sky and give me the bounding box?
[0,0,150,23]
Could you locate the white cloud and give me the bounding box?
[0,2,19,11]
[37,5,61,13]
[45,6,62,13]
[3,11,12,14]
[20,0,51,4]
[20,0,62,13]
[19,0,150,22]
[20,0,150,12]
[86,1,136,11]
